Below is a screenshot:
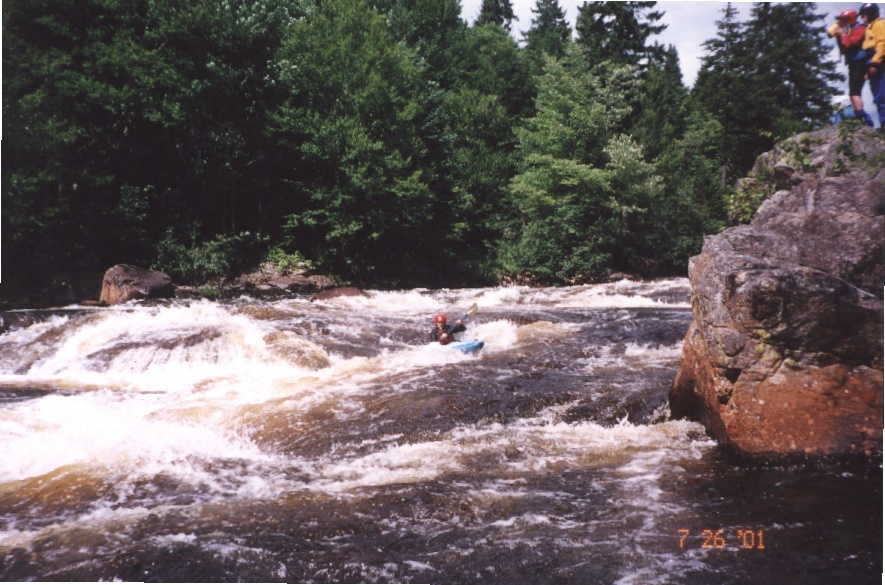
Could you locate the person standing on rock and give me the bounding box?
[828,9,872,125]
[859,3,885,127]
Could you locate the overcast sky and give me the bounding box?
[460,1,864,96]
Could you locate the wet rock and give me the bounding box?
[172,271,339,301]
[671,127,884,459]
[0,308,101,335]
[99,265,174,306]
[78,300,106,307]
[172,285,203,300]
[233,270,338,297]
[263,331,331,370]
[260,274,330,294]
[235,305,299,321]
[310,287,368,301]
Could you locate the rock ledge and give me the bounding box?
[670,126,884,459]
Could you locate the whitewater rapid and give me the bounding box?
[0,278,878,584]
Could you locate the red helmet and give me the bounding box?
[837,9,857,24]
[434,313,447,324]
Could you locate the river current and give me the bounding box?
[0,279,880,583]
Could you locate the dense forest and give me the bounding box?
[2,0,843,304]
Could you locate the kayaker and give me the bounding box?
[430,313,466,345]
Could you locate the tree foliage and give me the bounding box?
[2,0,842,305]
[498,45,649,282]
[694,2,840,180]
[3,0,297,298]
[575,1,665,68]
[271,0,431,283]
[476,0,515,31]
[523,0,571,74]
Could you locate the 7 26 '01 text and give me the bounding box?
[678,529,766,550]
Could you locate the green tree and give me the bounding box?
[620,43,729,274]
[743,2,840,135]
[370,0,465,87]
[3,0,170,299]
[271,0,433,283]
[694,2,840,181]
[434,88,517,279]
[575,1,666,68]
[498,43,658,282]
[651,106,727,271]
[523,0,571,75]
[630,44,688,161]
[425,24,531,281]
[692,2,749,182]
[476,0,515,31]
[3,0,297,300]
[146,0,298,235]
[451,24,534,118]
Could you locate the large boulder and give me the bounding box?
[670,126,884,459]
[212,269,339,300]
[99,264,175,305]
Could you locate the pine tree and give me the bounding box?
[693,3,750,182]
[575,1,665,68]
[476,0,515,31]
[651,105,727,271]
[3,0,296,295]
[371,0,465,88]
[497,43,659,282]
[694,2,841,180]
[523,0,571,61]
[743,2,840,135]
[630,44,689,161]
[272,0,433,283]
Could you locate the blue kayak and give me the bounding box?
[450,340,484,354]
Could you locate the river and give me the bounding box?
[0,278,880,584]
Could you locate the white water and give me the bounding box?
[0,278,732,583]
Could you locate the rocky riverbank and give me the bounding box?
[670,125,884,460]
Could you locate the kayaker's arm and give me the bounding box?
[449,322,466,336]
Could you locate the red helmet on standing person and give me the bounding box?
[837,9,858,24]
[434,313,447,324]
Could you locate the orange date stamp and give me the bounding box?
[678,529,766,550]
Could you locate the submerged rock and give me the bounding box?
[263,331,330,370]
[310,287,368,301]
[670,126,884,459]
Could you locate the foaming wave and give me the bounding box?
[471,319,571,352]
[552,290,688,309]
[0,389,275,483]
[0,503,153,550]
[470,286,529,307]
[2,301,332,392]
[472,319,520,351]
[623,342,683,361]
[311,278,689,313]
[460,279,690,309]
[0,314,72,344]
[308,408,712,492]
[582,342,684,372]
[313,289,441,313]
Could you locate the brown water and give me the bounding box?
[0,279,880,583]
